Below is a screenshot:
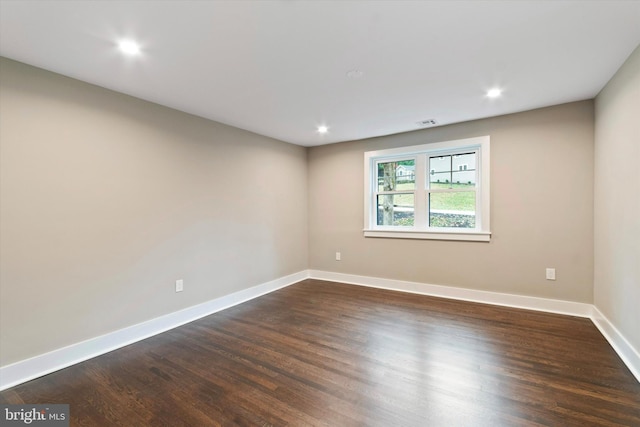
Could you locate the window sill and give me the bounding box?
[363,229,491,242]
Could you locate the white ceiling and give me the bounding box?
[1,1,639,147]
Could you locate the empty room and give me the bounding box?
[1,1,639,426]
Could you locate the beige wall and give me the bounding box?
[1,52,620,369]
[0,58,308,366]
[594,45,640,352]
[309,101,594,302]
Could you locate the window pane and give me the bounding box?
[377,194,414,226]
[429,192,476,228]
[452,152,476,187]
[378,160,415,192]
[452,170,476,187]
[452,153,475,172]
[429,155,451,189]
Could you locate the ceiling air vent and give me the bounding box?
[417,119,437,127]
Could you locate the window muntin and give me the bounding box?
[364,136,490,241]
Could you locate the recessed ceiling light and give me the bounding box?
[118,39,141,55]
[486,88,502,98]
[317,125,328,134]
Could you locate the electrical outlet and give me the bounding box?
[545,268,556,281]
[175,279,184,292]
[336,252,341,261]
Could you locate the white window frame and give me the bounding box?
[363,136,491,242]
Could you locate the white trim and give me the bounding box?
[363,136,487,159]
[363,229,491,242]
[0,270,310,391]
[309,270,592,317]
[363,135,490,241]
[591,307,640,382]
[3,269,638,390]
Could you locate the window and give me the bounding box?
[364,136,490,241]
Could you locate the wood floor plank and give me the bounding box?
[1,279,639,426]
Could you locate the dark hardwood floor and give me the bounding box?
[2,279,639,426]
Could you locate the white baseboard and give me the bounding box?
[591,307,640,382]
[309,270,639,383]
[308,270,593,317]
[3,269,638,390]
[0,270,310,391]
